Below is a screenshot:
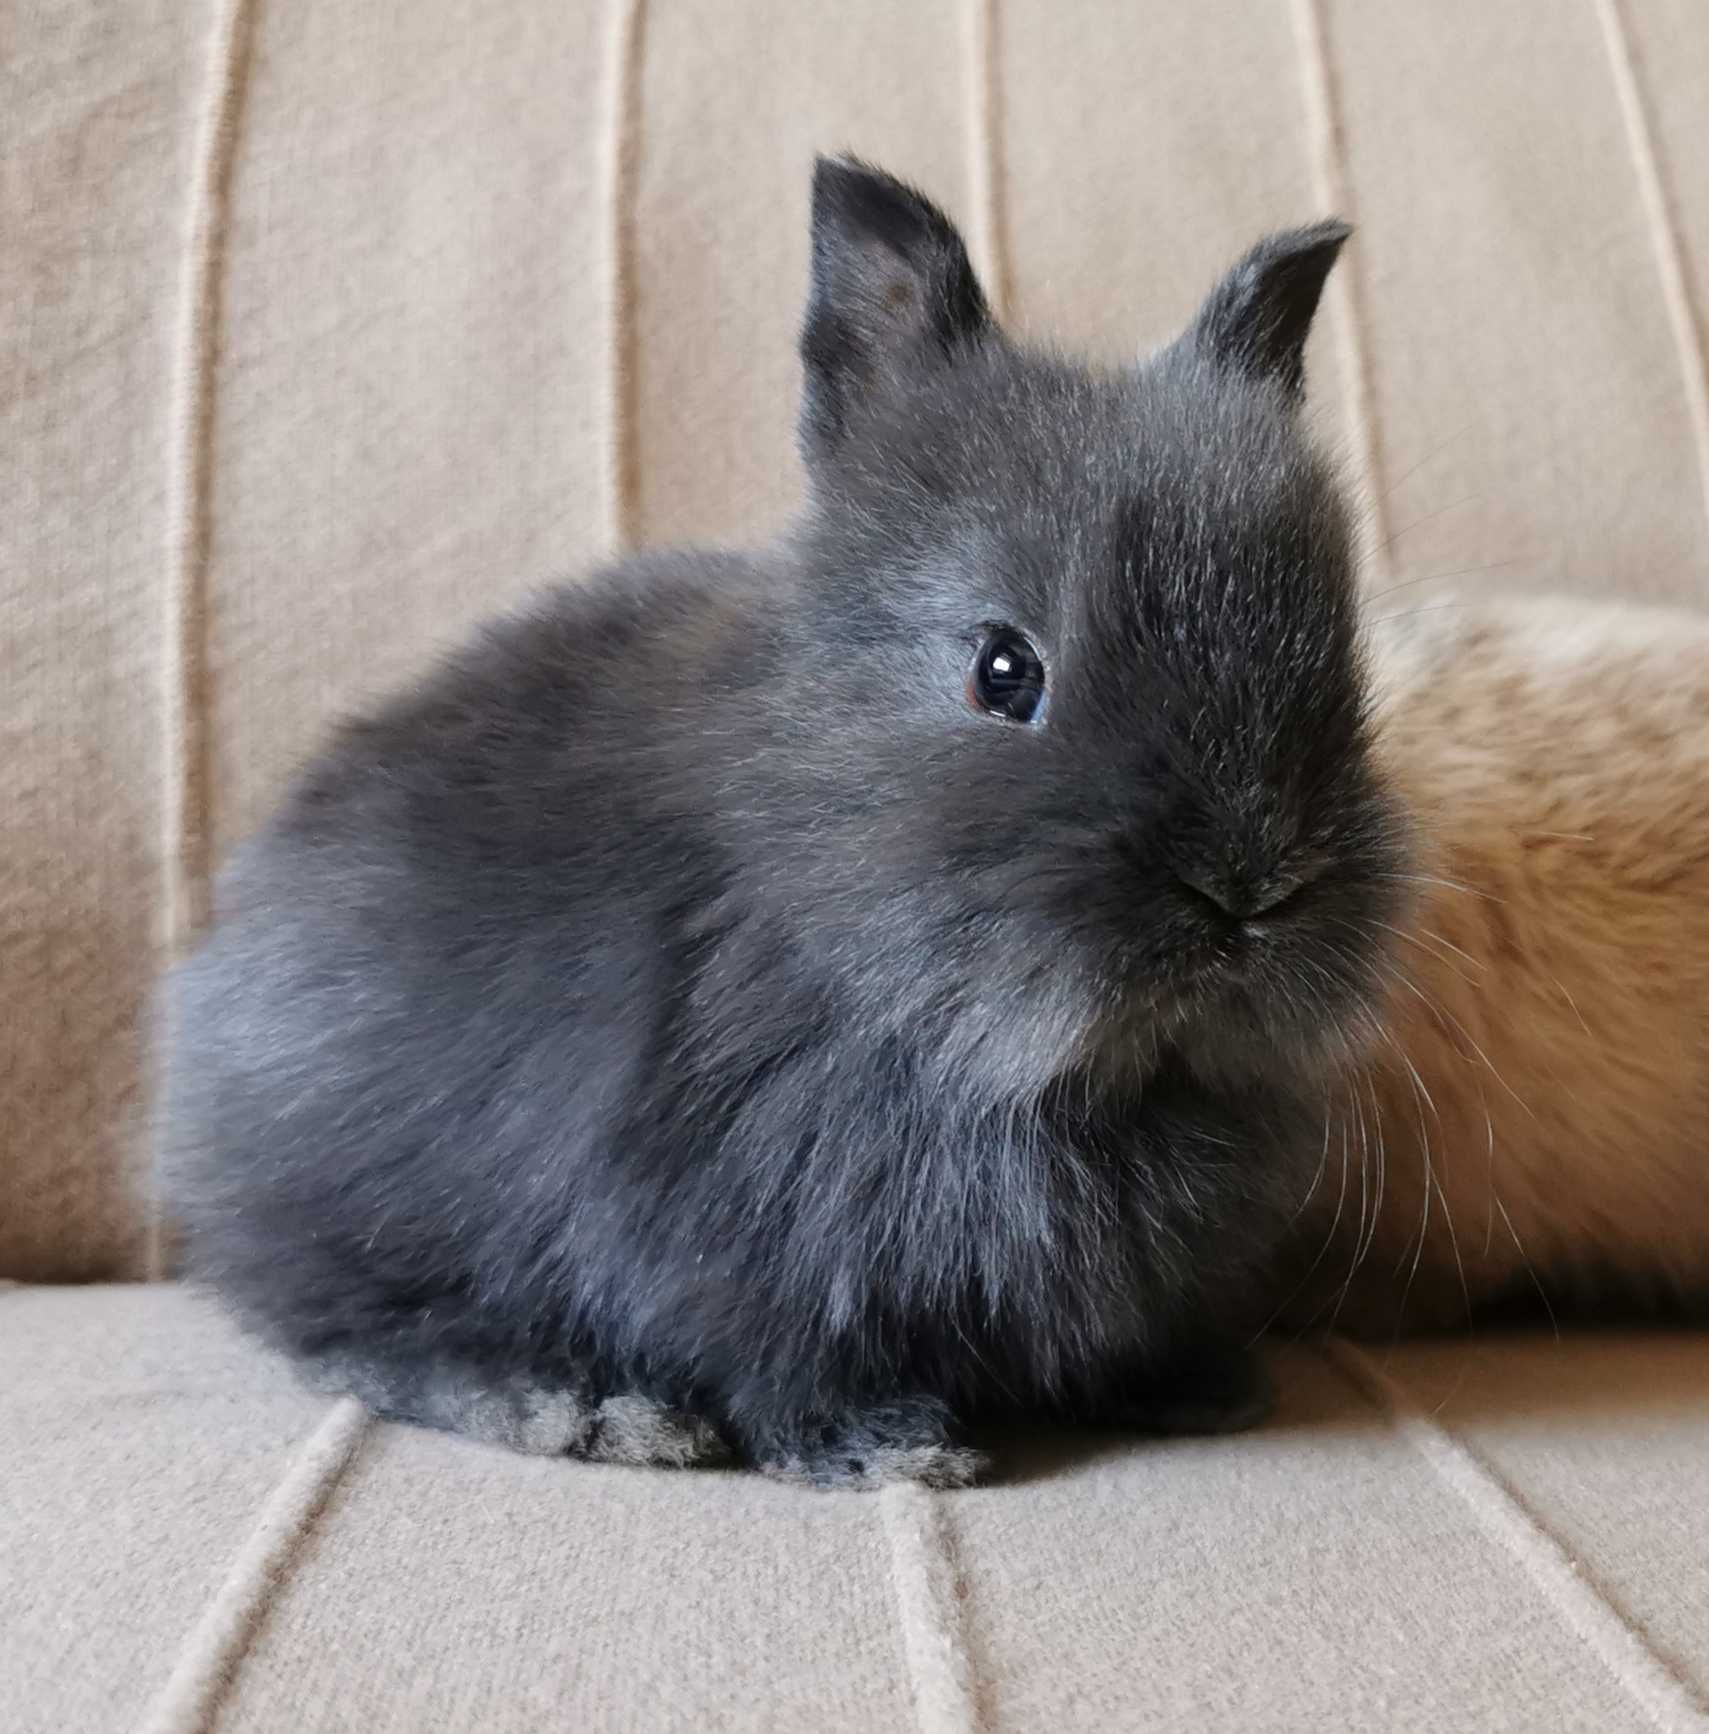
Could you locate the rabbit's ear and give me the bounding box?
[1183,221,1349,398]
[799,155,993,459]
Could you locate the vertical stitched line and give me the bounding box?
[601,0,647,555]
[1288,0,1391,586]
[879,1485,986,1734]
[1593,0,1709,582]
[1324,1341,1709,1733]
[152,0,260,1283]
[893,30,999,1690]
[963,0,1010,323]
[136,1398,371,1734]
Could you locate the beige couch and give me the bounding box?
[7,3,1709,1729]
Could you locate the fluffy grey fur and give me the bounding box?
[162,158,1406,1487]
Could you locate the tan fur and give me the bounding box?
[1287,595,1709,1333]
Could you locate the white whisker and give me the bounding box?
[1548,972,1593,1039]
[1377,870,1501,905]
[1493,1193,1561,1344]
[1389,1051,1437,1350]
[1375,959,1538,1127]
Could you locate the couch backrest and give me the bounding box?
[6,0,1707,1278]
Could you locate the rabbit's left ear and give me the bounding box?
[799,155,993,459]
[1183,221,1350,398]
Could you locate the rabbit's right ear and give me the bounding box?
[799,156,993,461]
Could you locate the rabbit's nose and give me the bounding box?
[1176,865,1309,922]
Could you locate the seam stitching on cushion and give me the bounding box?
[964,0,1009,323]
[153,0,261,1283]
[137,1397,371,1734]
[880,1485,986,1734]
[1325,1341,1709,1733]
[602,0,647,554]
[1593,0,1709,579]
[1288,0,1391,586]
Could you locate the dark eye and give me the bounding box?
[968,628,1047,724]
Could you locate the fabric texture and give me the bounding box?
[3,1286,1707,1733]
[5,1,1709,1728]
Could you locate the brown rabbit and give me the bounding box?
[1284,593,1709,1334]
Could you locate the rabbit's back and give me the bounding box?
[162,553,777,1357]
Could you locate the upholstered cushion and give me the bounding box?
[5,1284,1707,1732]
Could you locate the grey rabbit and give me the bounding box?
[162,158,1406,1488]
